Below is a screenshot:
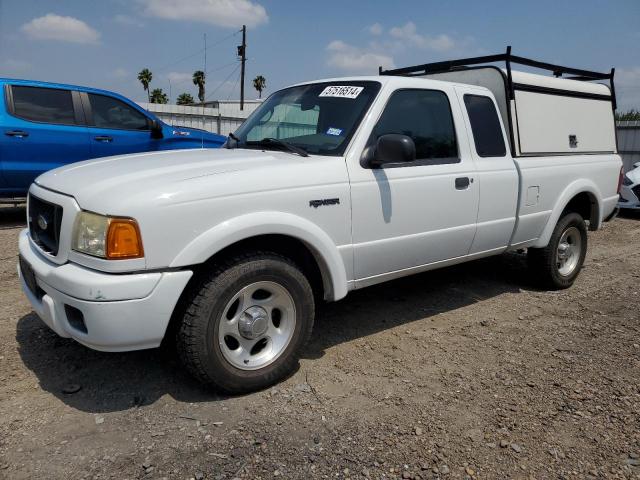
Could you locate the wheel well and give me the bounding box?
[162,234,329,350]
[192,234,327,301]
[562,192,599,230]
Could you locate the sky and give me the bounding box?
[0,0,639,110]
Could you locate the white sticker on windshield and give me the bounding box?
[319,85,364,99]
[326,127,343,136]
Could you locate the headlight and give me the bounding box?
[72,211,144,259]
[623,175,633,186]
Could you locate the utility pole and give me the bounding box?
[168,78,173,125]
[238,25,246,110]
[203,32,207,92]
[202,32,207,133]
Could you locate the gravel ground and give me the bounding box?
[1,205,639,480]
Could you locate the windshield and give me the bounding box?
[232,81,381,156]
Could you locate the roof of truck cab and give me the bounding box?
[292,75,487,90]
[292,72,611,96]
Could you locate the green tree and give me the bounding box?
[150,88,168,104]
[137,68,153,103]
[252,74,266,99]
[176,92,194,105]
[615,109,640,121]
[192,70,206,103]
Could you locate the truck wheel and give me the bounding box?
[176,252,315,393]
[527,212,587,290]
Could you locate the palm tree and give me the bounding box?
[615,109,640,121]
[149,88,168,104]
[252,75,266,99]
[137,68,153,103]
[192,70,206,103]
[176,93,195,105]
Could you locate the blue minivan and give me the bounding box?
[0,79,226,198]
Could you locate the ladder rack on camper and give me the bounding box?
[378,46,616,109]
[379,47,617,157]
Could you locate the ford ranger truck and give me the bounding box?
[18,50,622,393]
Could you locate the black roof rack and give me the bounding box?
[379,46,617,110]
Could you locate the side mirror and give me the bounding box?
[149,119,164,139]
[370,134,416,168]
[634,162,640,170]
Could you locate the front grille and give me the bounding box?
[28,195,63,255]
[632,184,640,201]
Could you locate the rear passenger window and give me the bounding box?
[373,89,458,162]
[88,94,149,130]
[464,95,506,157]
[11,86,76,125]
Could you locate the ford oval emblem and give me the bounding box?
[37,214,48,230]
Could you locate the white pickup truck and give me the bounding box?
[18,50,622,393]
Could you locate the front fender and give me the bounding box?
[531,179,602,248]
[169,212,348,301]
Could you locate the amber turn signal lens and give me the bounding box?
[106,219,144,259]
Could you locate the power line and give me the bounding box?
[227,67,241,101]
[206,29,241,50]
[207,60,239,74]
[165,60,239,89]
[150,29,240,74]
[153,48,205,74]
[140,28,244,101]
[205,62,241,102]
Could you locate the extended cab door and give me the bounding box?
[81,92,157,158]
[456,89,518,254]
[0,84,90,193]
[348,86,479,284]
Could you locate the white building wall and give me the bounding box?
[617,121,640,172]
[138,101,261,135]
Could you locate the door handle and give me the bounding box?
[455,177,472,190]
[93,136,113,142]
[5,130,29,138]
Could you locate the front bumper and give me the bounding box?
[618,203,640,210]
[18,230,192,352]
[618,197,640,210]
[619,184,640,210]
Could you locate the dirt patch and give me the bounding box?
[1,206,639,479]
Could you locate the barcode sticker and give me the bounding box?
[319,86,364,99]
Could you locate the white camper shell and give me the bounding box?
[381,47,618,158]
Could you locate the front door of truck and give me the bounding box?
[0,85,90,194]
[348,87,479,283]
[82,92,156,158]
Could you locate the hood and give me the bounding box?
[35,148,322,213]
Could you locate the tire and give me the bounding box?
[176,252,315,393]
[527,212,587,290]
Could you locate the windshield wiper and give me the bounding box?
[225,132,240,149]
[246,137,309,157]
